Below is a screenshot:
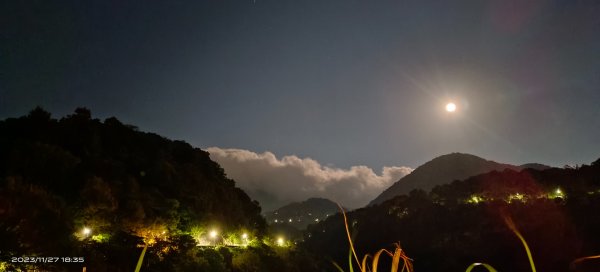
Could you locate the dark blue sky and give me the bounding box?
[2,0,599,168]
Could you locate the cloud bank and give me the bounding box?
[206,147,412,211]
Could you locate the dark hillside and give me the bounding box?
[305,160,600,272]
[0,108,269,271]
[369,153,521,206]
[265,197,340,230]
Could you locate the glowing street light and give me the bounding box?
[82,227,92,237]
[208,230,219,246]
[242,233,248,240]
[276,237,285,246]
[555,188,564,196]
[551,188,565,199]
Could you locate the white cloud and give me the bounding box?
[206,147,412,211]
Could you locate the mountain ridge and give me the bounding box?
[304,157,600,272]
[265,197,340,230]
[368,153,522,206]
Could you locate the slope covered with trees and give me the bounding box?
[0,108,301,271]
[265,198,340,230]
[303,161,600,272]
[369,153,522,206]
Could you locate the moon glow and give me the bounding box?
[445,102,456,112]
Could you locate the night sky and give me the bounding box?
[2,0,600,171]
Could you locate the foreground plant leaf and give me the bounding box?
[504,215,536,272]
[465,262,498,272]
[134,245,148,272]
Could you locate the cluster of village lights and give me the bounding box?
[79,226,286,247]
[467,188,567,204]
[204,229,284,246]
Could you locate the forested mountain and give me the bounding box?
[265,198,340,230]
[369,153,521,206]
[0,108,286,271]
[303,160,600,272]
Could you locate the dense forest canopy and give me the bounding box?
[304,161,600,272]
[0,107,305,271]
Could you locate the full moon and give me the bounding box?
[445,102,456,112]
